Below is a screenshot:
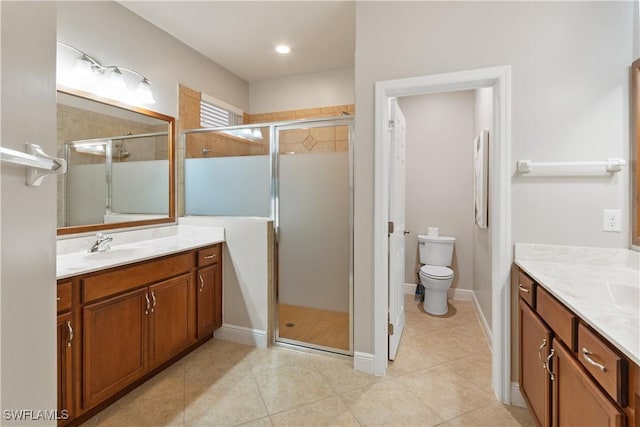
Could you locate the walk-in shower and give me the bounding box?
[182,116,354,355]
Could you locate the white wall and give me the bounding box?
[57,1,249,118]
[178,217,272,346]
[1,1,57,421]
[473,87,494,330]
[399,91,475,292]
[249,68,354,114]
[354,1,633,354]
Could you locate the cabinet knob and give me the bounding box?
[150,291,156,313]
[66,321,73,347]
[538,338,547,368]
[545,349,555,381]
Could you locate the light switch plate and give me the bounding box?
[603,209,621,232]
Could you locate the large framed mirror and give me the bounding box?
[57,88,175,235]
[632,59,639,248]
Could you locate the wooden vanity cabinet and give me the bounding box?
[57,312,74,424]
[516,268,634,427]
[82,288,150,409]
[519,299,552,427]
[57,281,74,425]
[196,245,222,339]
[552,337,625,427]
[149,274,196,368]
[59,243,222,426]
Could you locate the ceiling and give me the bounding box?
[118,1,356,83]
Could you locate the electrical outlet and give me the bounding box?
[603,209,622,232]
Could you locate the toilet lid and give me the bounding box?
[420,265,454,279]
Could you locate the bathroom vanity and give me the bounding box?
[515,244,640,427]
[56,226,224,426]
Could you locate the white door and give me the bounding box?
[388,98,407,360]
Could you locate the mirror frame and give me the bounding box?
[632,59,639,248]
[57,88,176,236]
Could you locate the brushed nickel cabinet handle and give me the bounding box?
[582,347,606,372]
[66,321,73,347]
[545,349,555,381]
[204,254,215,259]
[151,291,156,312]
[538,338,547,368]
[518,284,530,294]
[199,274,205,292]
[144,293,150,315]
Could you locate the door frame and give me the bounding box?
[373,66,512,402]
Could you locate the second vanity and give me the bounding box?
[515,244,640,427]
[56,225,224,426]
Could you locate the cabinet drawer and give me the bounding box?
[517,270,535,307]
[57,281,72,313]
[197,245,221,267]
[82,252,194,303]
[578,322,628,407]
[536,286,577,351]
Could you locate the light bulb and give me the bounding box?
[107,68,127,99]
[73,55,97,90]
[275,45,291,54]
[136,78,156,104]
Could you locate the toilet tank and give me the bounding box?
[417,235,455,266]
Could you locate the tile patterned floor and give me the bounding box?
[81,296,534,426]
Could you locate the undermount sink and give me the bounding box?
[83,247,148,261]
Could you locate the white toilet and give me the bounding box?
[417,233,456,315]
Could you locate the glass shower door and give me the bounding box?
[275,120,353,354]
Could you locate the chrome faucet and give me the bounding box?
[88,232,113,253]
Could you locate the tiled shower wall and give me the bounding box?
[178,84,354,158]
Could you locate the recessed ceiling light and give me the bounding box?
[275,45,291,54]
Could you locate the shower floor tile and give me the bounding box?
[277,303,349,351]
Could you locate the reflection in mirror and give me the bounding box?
[632,59,640,248]
[57,89,175,235]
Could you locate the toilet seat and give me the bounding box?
[419,265,454,280]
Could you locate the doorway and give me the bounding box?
[373,66,513,402]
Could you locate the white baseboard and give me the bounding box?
[354,351,376,375]
[471,292,492,350]
[214,324,267,348]
[404,283,474,302]
[510,382,526,408]
[404,283,417,294]
[448,288,473,301]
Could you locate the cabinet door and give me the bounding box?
[552,338,625,427]
[519,299,552,427]
[149,274,194,368]
[57,312,74,423]
[196,264,221,339]
[83,288,149,409]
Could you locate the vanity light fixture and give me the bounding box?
[275,45,291,54]
[57,41,156,105]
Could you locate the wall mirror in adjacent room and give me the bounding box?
[57,89,175,236]
[632,58,640,249]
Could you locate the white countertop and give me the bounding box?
[515,243,640,366]
[57,225,225,280]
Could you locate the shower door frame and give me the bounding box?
[272,117,355,356]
